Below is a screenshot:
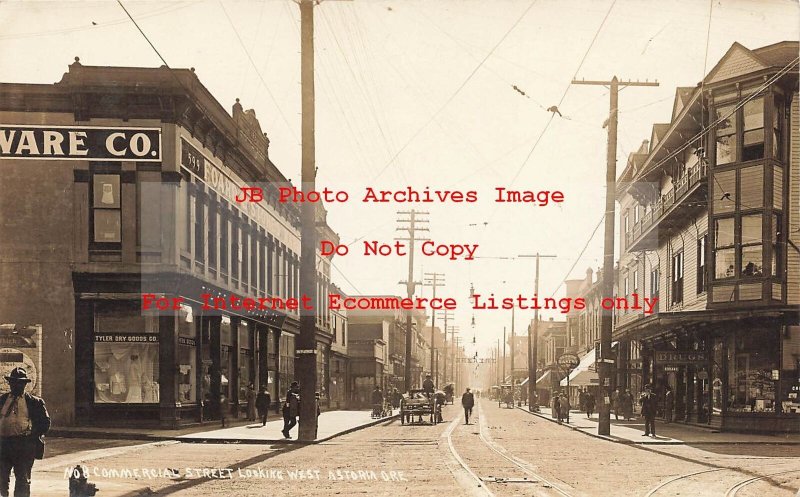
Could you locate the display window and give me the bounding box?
[93,306,159,404]
[727,329,778,412]
[221,315,233,400]
[178,304,197,403]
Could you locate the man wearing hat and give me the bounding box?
[0,367,50,497]
[639,383,658,438]
[281,381,300,439]
[422,374,435,397]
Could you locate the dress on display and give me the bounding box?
[126,356,143,403]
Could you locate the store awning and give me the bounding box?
[520,377,529,386]
[560,349,598,387]
[535,370,551,385]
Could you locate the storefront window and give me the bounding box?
[93,306,159,404]
[221,316,233,400]
[279,334,295,397]
[239,321,253,398]
[727,329,778,412]
[177,304,197,403]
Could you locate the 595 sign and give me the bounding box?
[0,125,161,162]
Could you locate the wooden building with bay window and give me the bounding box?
[614,41,800,433]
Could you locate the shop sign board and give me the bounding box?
[0,125,161,161]
[557,353,580,371]
[0,324,42,396]
[655,351,707,365]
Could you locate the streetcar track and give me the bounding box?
[444,413,495,497]
[444,399,577,497]
[724,469,800,497]
[644,464,800,497]
[476,400,575,497]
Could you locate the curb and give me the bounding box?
[50,414,399,446]
[514,406,800,445]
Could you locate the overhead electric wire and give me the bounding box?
[219,2,299,144]
[642,56,798,177]
[503,0,618,190]
[548,213,605,298]
[372,0,540,181]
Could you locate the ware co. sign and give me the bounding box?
[0,125,161,161]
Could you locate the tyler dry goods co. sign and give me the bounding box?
[0,125,161,161]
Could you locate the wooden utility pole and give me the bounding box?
[449,325,459,390]
[496,339,500,386]
[510,306,515,399]
[502,326,506,384]
[519,253,556,411]
[397,210,429,392]
[441,311,454,383]
[571,76,659,436]
[423,272,445,387]
[296,0,318,442]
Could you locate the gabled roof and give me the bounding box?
[650,124,670,150]
[753,41,800,67]
[703,41,798,86]
[671,87,695,120]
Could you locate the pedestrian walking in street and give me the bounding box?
[461,387,475,424]
[371,386,384,418]
[0,367,50,497]
[612,387,622,420]
[578,388,587,413]
[559,393,571,423]
[664,386,674,424]
[255,387,271,426]
[245,383,257,422]
[553,392,562,423]
[640,384,658,438]
[623,389,634,420]
[282,381,300,439]
[391,388,402,409]
[585,391,596,419]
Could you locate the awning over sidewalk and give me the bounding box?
[535,370,551,385]
[560,349,598,387]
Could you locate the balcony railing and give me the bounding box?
[624,164,707,250]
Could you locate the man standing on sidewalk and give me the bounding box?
[640,384,658,438]
[256,387,271,427]
[0,367,50,497]
[461,388,475,425]
[282,382,300,439]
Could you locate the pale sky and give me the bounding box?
[1,0,798,360]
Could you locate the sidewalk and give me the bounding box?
[51,410,394,444]
[522,406,800,445]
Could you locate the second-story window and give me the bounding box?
[92,173,121,244]
[650,268,660,298]
[671,251,684,304]
[697,234,708,293]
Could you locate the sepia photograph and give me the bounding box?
[0,0,798,495]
